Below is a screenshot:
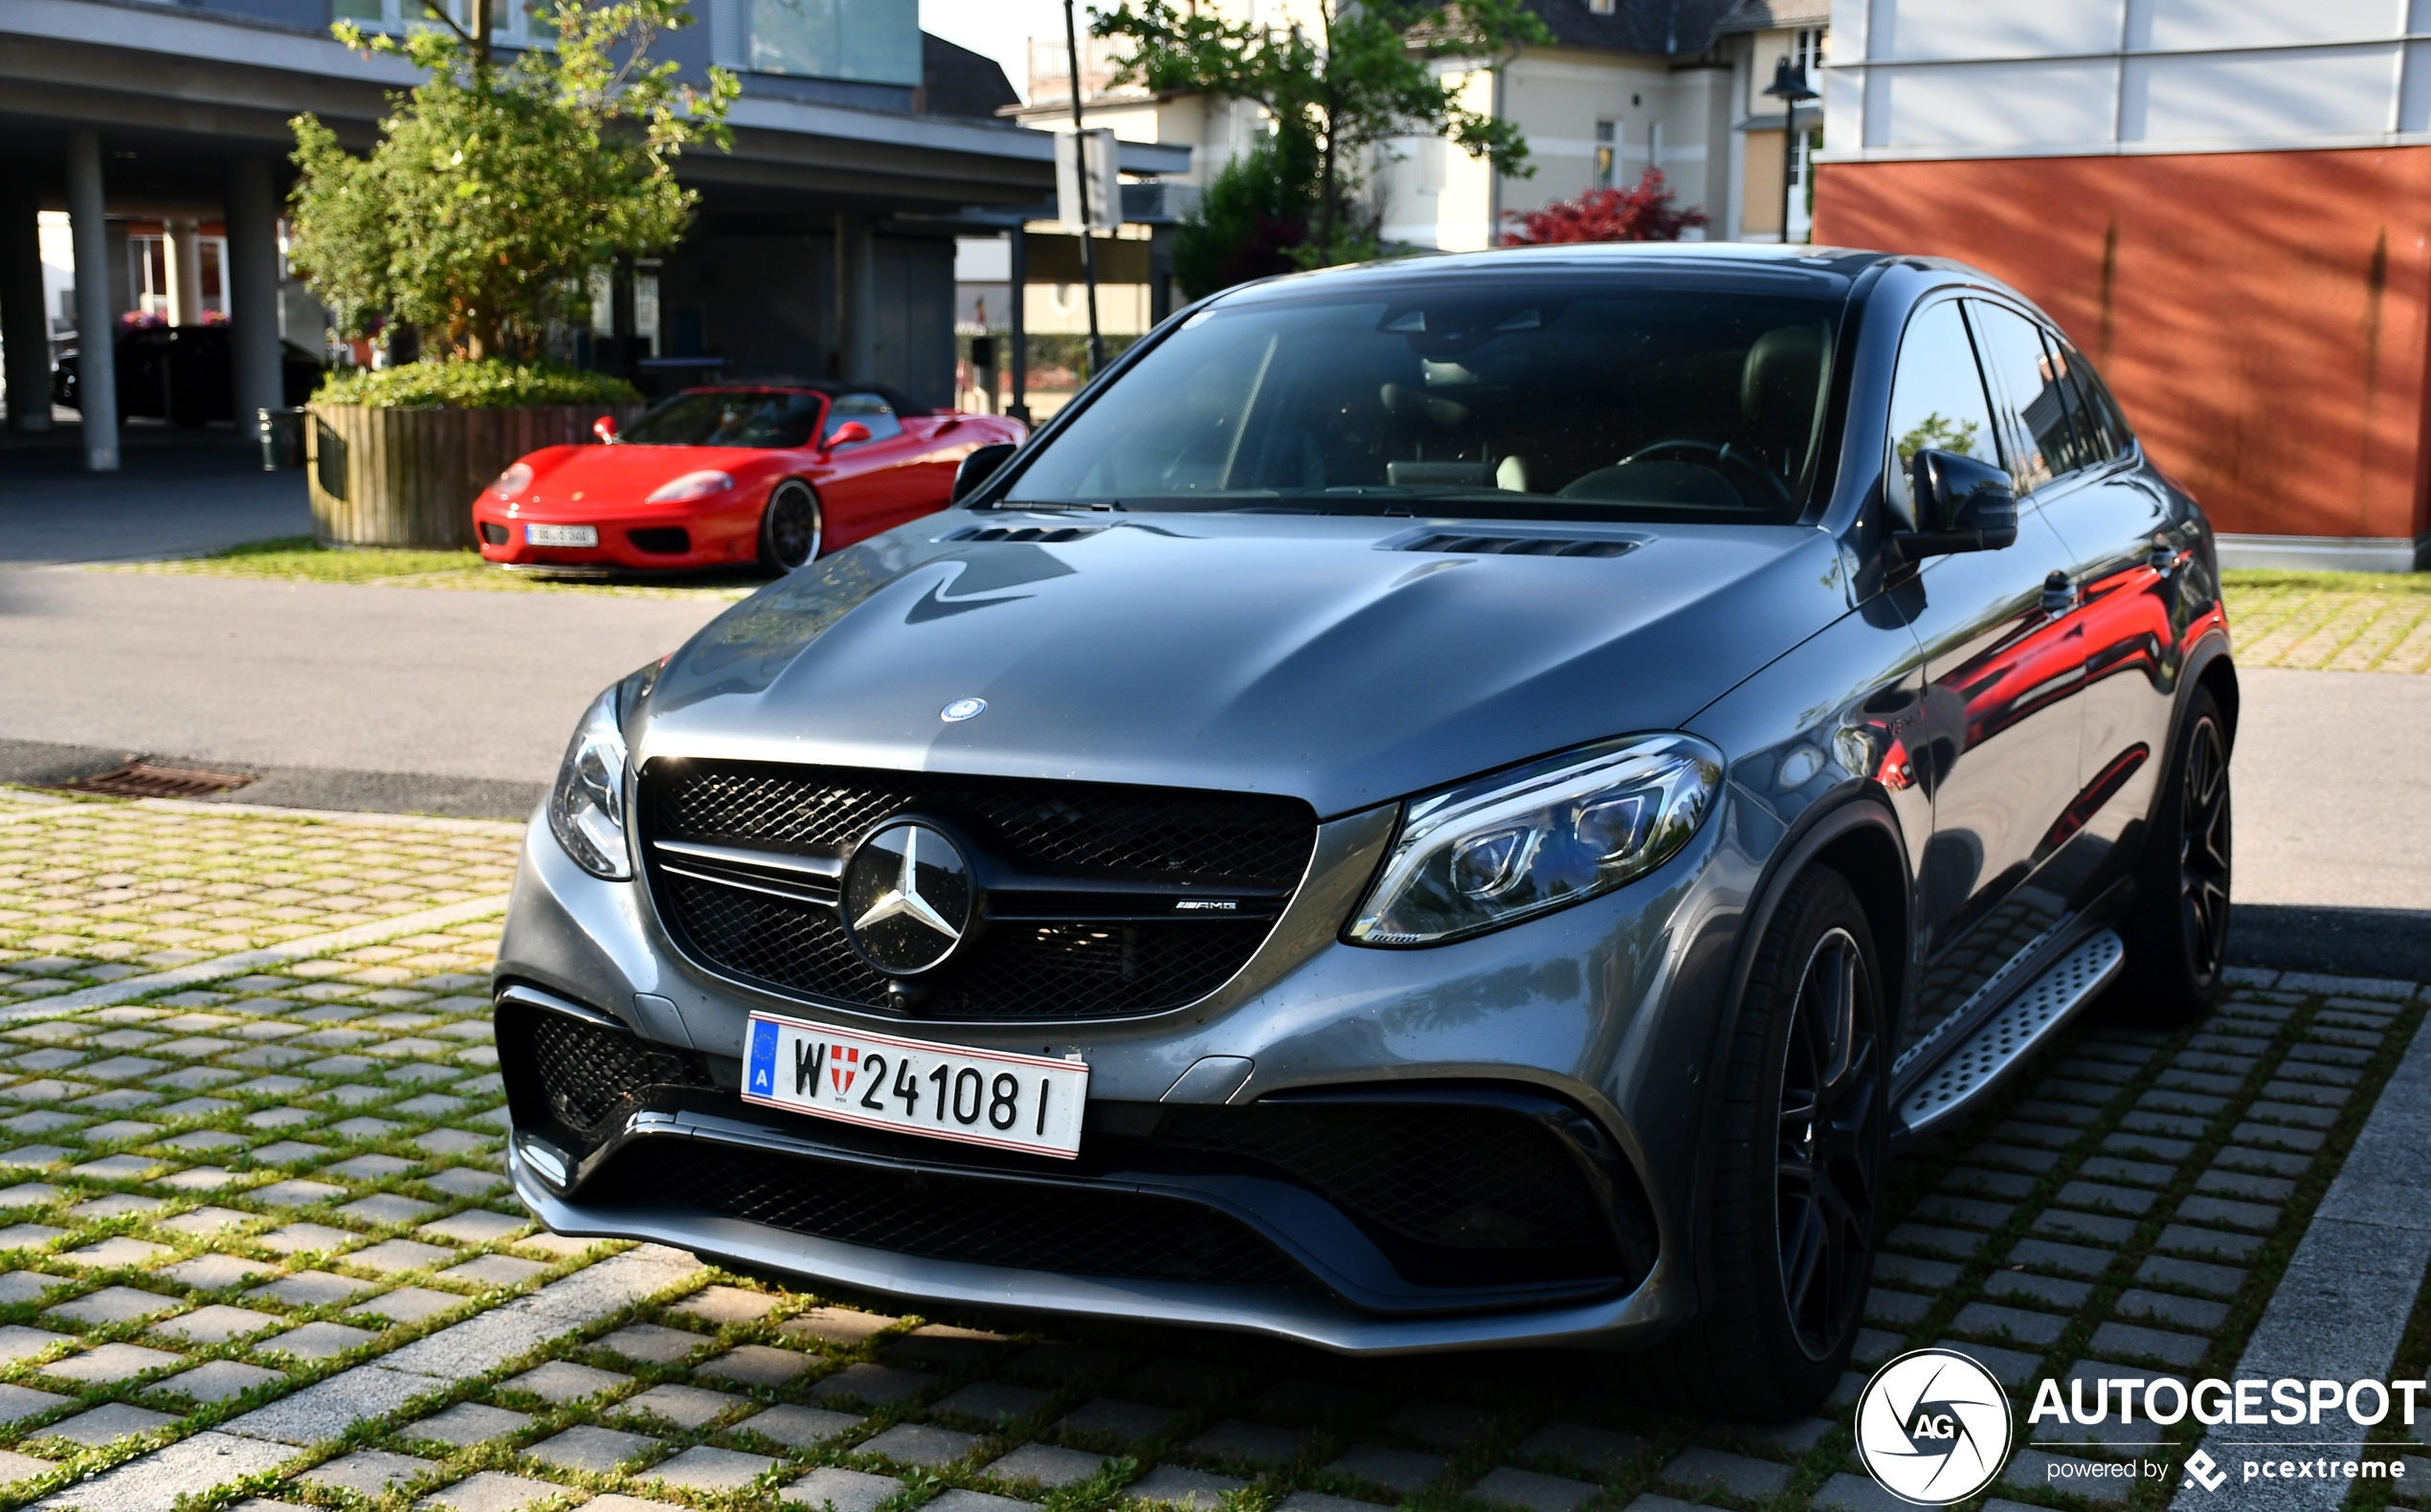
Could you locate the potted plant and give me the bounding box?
[285,0,734,546]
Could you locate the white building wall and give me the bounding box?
[1824,0,2431,162]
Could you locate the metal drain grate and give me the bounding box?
[47,762,258,799]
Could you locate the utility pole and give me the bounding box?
[1062,0,1104,377]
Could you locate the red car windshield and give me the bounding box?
[624,390,822,448]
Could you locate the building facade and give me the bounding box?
[1814,0,2431,567]
[0,0,1185,468]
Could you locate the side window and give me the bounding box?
[1968,301,2082,491]
[827,392,903,446]
[2041,329,2109,466]
[2055,335,2132,456]
[1883,300,2001,529]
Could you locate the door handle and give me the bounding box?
[2147,533,2177,574]
[2040,570,2079,617]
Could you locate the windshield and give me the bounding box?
[1006,282,1840,520]
[625,390,823,448]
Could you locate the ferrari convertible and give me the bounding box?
[474,382,1025,573]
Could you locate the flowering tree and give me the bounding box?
[288,0,736,362]
[1499,168,1707,246]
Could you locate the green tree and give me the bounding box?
[1093,0,1549,268]
[288,0,737,362]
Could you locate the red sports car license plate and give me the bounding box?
[740,1012,1089,1157]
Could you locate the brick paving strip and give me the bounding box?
[2163,1012,2431,1512]
[7,786,2431,1512]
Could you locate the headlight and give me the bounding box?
[492,461,532,497]
[548,683,633,879]
[646,469,734,503]
[1347,733,1723,946]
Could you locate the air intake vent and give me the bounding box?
[941,523,1105,544]
[1397,533,1637,559]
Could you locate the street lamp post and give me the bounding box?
[1062,0,1104,378]
[1763,55,1818,245]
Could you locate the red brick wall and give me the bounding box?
[1813,148,2431,543]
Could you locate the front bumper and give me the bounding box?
[495,784,1756,1353]
[472,494,764,570]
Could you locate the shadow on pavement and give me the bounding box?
[2231,901,2431,984]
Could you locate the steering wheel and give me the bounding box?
[1617,439,1792,507]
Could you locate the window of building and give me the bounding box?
[1595,121,1617,189]
[328,0,552,47]
[748,0,919,84]
[1588,0,1615,12]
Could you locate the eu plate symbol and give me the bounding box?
[747,1019,778,1097]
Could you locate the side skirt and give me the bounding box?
[1891,929,2126,1142]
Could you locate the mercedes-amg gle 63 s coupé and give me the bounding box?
[497,245,2235,1416]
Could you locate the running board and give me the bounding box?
[1895,929,2127,1138]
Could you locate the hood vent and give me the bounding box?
[1394,531,1639,559]
[941,522,1106,544]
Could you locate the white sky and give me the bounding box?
[920,0,1086,104]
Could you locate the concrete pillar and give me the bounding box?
[65,131,118,472]
[165,216,203,325]
[1,170,51,433]
[225,157,283,423]
[834,211,875,383]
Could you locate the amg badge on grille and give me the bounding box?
[841,820,975,976]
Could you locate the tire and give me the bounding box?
[1651,864,1886,1420]
[758,480,824,571]
[2113,687,2232,1026]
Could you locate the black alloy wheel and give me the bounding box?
[1774,924,1881,1361]
[1643,863,1885,1419]
[2175,713,2232,982]
[759,480,824,571]
[2116,685,2231,1026]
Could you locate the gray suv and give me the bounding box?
[495,245,2235,1417]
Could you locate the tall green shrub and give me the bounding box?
[1173,134,1319,299]
[288,0,736,362]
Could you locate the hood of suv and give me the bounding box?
[641,512,1848,815]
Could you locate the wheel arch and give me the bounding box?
[1685,789,1912,1311]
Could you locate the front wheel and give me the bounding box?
[2114,687,2231,1026]
[1652,864,1885,1419]
[758,480,824,572]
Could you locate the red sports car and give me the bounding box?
[473,383,1026,572]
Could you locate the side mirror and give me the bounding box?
[951,442,1018,502]
[592,414,618,444]
[1898,448,2018,559]
[823,420,872,452]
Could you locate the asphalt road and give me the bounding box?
[0,426,313,565]
[0,568,726,791]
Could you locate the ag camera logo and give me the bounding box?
[1857,1348,2015,1504]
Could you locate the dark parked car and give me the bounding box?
[53,323,323,426]
[494,246,2234,1415]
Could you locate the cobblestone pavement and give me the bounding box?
[0,789,2425,1512]
[2218,574,2431,674]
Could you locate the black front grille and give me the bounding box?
[642,761,1318,1021]
[629,527,691,555]
[599,1136,1317,1292]
[499,1002,717,1152]
[1157,1101,1612,1254]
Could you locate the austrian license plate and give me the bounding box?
[526,523,598,546]
[741,1012,1090,1158]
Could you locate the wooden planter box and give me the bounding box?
[304,401,644,548]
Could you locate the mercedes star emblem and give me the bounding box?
[941,697,987,723]
[841,820,975,976]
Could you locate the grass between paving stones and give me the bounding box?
[2219,569,2431,673]
[92,537,757,602]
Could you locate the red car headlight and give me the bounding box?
[492,461,533,498]
[646,469,736,503]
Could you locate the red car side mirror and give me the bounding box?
[592,414,618,444]
[824,420,872,451]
